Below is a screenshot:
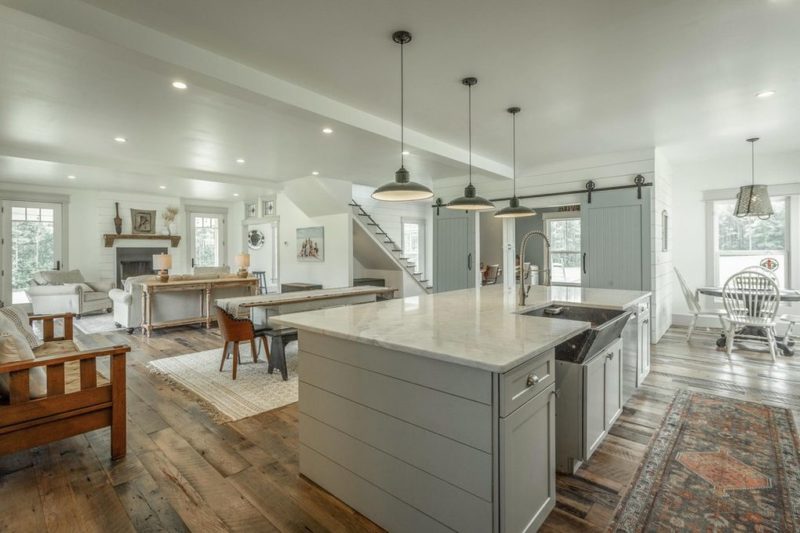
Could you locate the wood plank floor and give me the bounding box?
[1,324,798,532]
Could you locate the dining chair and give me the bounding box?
[722,271,781,361]
[780,314,799,346]
[674,267,727,342]
[215,306,270,379]
[484,264,500,285]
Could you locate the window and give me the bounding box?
[545,214,581,285]
[402,218,426,276]
[712,197,788,287]
[190,213,225,268]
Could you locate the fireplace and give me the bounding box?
[115,247,168,288]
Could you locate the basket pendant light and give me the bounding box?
[446,78,495,211]
[733,137,773,219]
[494,107,535,218]
[372,31,434,202]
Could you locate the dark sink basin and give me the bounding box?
[523,305,631,363]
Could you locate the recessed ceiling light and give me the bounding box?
[236,158,246,164]
[311,171,320,176]
[67,175,76,180]
[114,136,127,143]
[159,185,167,189]
[756,90,776,98]
[322,127,334,134]
[233,193,239,197]
[171,80,188,90]
[401,150,410,156]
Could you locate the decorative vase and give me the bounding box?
[113,202,123,235]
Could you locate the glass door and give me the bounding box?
[189,212,226,269]
[1,201,63,305]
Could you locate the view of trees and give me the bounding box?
[11,208,55,290]
[717,198,786,251]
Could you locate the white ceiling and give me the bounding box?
[1,0,799,199]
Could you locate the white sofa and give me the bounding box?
[25,270,114,317]
[109,273,252,332]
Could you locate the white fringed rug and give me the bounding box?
[147,342,298,422]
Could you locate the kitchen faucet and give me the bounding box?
[518,230,551,306]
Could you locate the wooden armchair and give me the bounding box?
[0,313,130,460]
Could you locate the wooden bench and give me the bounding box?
[0,313,130,460]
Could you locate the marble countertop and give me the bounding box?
[271,285,651,373]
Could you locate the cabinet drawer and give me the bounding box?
[500,349,555,417]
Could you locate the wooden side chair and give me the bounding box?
[215,306,269,380]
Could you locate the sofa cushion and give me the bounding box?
[0,306,44,349]
[83,291,111,302]
[39,269,85,285]
[123,275,156,292]
[64,282,95,293]
[0,332,47,399]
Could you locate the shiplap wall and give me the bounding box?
[652,150,674,342]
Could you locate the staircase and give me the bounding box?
[349,200,433,294]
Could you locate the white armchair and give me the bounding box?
[25,270,113,317]
[109,275,153,332]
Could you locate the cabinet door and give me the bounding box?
[637,313,651,386]
[583,354,606,459]
[499,384,556,533]
[604,341,623,429]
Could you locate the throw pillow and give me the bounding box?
[0,306,44,349]
[0,332,47,399]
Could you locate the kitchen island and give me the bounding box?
[272,285,650,533]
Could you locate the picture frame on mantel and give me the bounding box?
[297,226,324,262]
[131,209,156,234]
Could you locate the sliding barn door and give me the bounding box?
[581,189,651,291]
[433,210,476,293]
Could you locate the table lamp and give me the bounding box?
[153,253,172,282]
[235,253,250,278]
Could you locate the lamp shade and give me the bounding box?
[235,254,251,268]
[372,167,434,202]
[152,254,172,270]
[734,185,774,219]
[446,183,495,211]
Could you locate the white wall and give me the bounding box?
[652,149,674,341]
[276,191,352,288]
[671,149,800,323]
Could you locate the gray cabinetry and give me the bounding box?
[556,337,624,474]
[499,383,556,533]
[637,305,651,387]
[622,298,651,403]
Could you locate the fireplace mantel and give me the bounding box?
[104,234,181,248]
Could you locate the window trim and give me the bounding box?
[542,211,581,286]
[186,209,228,270]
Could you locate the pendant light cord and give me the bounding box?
[400,41,405,168]
[751,140,755,186]
[512,111,516,197]
[468,83,473,185]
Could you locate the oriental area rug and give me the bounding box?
[611,390,800,532]
[148,342,298,422]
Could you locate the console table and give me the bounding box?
[140,277,258,337]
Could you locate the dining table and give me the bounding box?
[697,286,800,355]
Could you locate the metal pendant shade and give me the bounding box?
[446,78,494,211]
[372,31,433,202]
[495,107,536,218]
[733,137,773,219]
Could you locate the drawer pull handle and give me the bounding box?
[526,374,541,387]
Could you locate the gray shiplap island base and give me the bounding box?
[271,285,651,533]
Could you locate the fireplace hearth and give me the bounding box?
[116,247,168,288]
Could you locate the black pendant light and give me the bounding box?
[446,77,495,211]
[733,137,773,219]
[495,107,535,218]
[372,31,434,202]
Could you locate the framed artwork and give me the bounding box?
[130,209,156,234]
[297,226,324,262]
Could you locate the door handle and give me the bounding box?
[467,253,472,271]
[191,258,195,268]
[582,253,586,274]
[55,260,61,271]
